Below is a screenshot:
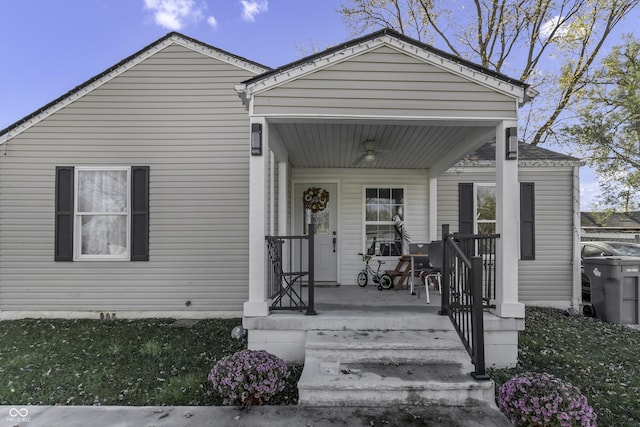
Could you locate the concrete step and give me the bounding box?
[297,358,495,407]
[298,329,496,408]
[305,329,472,366]
[245,309,453,332]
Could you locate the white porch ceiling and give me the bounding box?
[270,121,497,170]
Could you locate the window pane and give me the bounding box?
[392,188,404,205]
[365,204,377,221]
[379,204,392,221]
[365,224,402,256]
[477,223,496,235]
[78,170,128,213]
[477,186,496,220]
[81,215,127,255]
[313,209,330,235]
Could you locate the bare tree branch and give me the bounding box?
[340,0,640,148]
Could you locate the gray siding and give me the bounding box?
[0,44,258,313]
[437,167,575,305]
[253,46,517,119]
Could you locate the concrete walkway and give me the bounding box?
[0,404,512,427]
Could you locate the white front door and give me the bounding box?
[295,183,338,283]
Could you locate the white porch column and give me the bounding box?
[244,118,270,317]
[492,121,525,318]
[278,161,288,236]
[428,177,438,241]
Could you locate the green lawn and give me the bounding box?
[1,307,639,426]
[0,318,300,406]
[490,306,640,427]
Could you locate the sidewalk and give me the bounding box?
[1,404,511,427]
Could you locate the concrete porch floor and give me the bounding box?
[313,283,441,314]
[247,280,521,372]
[251,283,446,330]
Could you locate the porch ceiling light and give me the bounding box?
[251,123,262,156]
[365,151,376,163]
[506,127,518,160]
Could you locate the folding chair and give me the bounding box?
[418,241,443,302]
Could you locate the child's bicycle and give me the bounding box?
[357,253,394,290]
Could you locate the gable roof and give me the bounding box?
[582,211,640,230]
[456,141,582,167]
[0,32,270,144]
[237,28,536,105]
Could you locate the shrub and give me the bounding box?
[498,372,597,427]
[208,349,288,406]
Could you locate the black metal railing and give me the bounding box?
[455,233,498,307]
[439,224,497,380]
[265,224,316,315]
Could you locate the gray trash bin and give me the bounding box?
[583,256,640,324]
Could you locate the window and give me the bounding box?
[475,184,496,235]
[459,182,535,259]
[76,167,130,260]
[55,166,149,261]
[364,187,404,256]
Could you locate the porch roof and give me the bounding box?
[238,28,534,105]
[456,141,583,167]
[238,29,533,175]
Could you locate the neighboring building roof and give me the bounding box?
[456,141,582,167]
[581,211,640,230]
[237,28,535,106]
[0,32,270,144]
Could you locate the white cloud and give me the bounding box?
[541,15,586,41]
[241,0,268,22]
[540,15,569,39]
[144,0,204,31]
[207,16,218,29]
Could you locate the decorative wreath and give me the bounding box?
[303,187,329,212]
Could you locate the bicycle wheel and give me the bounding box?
[357,272,368,287]
[379,274,394,290]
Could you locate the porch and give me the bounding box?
[245,284,518,407]
[238,29,527,382]
[244,282,521,370]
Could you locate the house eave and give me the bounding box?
[454,159,583,168]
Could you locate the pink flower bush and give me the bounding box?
[208,349,288,406]
[498,372,597,427]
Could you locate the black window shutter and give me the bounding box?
[131,166,150,261]
[459,183,474,234]
[55,166,74,261]
[520,182,535,260]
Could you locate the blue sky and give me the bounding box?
[1,0,639,209]
[0,0,348,128]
